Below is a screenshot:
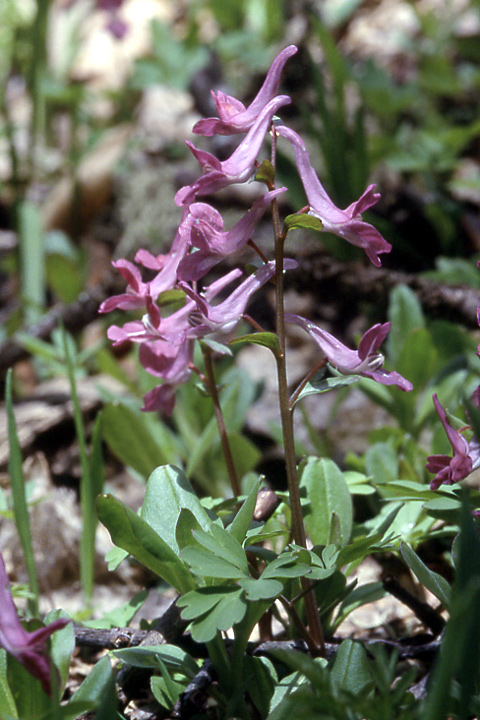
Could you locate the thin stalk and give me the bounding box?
[5,369,39,617]
[201,343,241,497]
[28,0,51,174]
[289,358,328,410]
[61,326,95,602]
[270,129,325,654]
[277,595,319,655]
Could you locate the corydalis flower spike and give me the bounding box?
[426,393,480,490]
[175,95,291,206]
[0,553,69,695]
[285,314,412,391]
[193,45,297,136]
[276,125,392,267]
[177,187,287,281]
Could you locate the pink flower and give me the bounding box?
[193,46,297,136]
[139,340,195,415]
[177,188,286,281]
[175,95,291,206]
[285,314,413,391]
[99,219,189,314]
[180,259,297,337]
[276,126,391,267]
[0,553,70,696]
[426,394,480,490]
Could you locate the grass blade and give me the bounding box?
[5,369,39,616]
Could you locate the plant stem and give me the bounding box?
[201,343,241,497]
[270,129,325,654]
[289,358,328,410]
[5,369,39,617]
[61,325,95,603]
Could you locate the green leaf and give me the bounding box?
[180,546,246,579]
[387,285,425,364]
[242,656,277,717]
[292,371,359,407]
[400,541,451,608]
[96,494,194,593]
[192,523,249,574]
[396,328,437,391]
[343,471,376,495]
[175,508,205,551]
[230,332,280,356]
[150,664,185,710]
[102,402,178,480]
[238,577,283,600]
[64,656,113,720]
[255,159,275,186]
[365,442,398,485]
[178,586,247,642]
[6,654,50,720]
[299,457,353,547]
[190,590,247,642]
[177,587,231,620]
[0,650,17,720]
[141,465,213,553]
[83,590,148,629]
[113,644,197,677]
[330,639,371,695]
[227,477,261,543]
[46,610,75,692]
[283,213,324,233]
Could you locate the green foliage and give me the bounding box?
[299,457,353,547]
[132,20,208,91]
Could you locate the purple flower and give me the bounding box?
[193,46,297,136]
[276,126,392,267]
[180,259,297,337]
[0,553,70,695]
[175,95,291,206]
[177,188,286,281]
[285,314,413,391]
[99,219,189,314]
[426,394,480,490]
[139,340,195,415]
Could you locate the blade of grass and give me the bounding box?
[5,369,39,616]
[60,323,96,602]
[17,200,45,325]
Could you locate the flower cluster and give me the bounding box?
[0,553,69,695]
[100,45,411,415]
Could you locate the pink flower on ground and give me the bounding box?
[0,553,70,696]
[276,126,392,267]
[285,314,413,391]
[426,394,480,490]
[193,45,297,136]
[177,188,286,281]
[175,95,291,206]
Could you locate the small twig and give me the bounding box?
[382,574,446,636]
